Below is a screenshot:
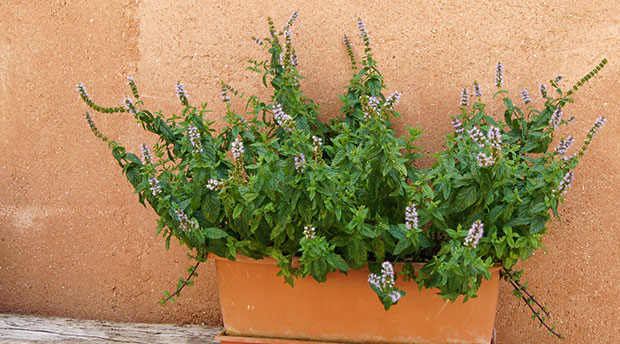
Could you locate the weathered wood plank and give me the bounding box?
[0,314,222,343]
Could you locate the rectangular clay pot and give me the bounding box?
[212,254,500,344]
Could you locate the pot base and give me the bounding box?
[216,330,497,344]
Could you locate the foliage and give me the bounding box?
[78,12,607,336]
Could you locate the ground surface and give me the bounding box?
[0,1,619,344]
[0,314,220,343]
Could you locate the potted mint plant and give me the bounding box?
[78,12,607,344]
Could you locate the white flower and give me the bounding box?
[176,82,188,105]
[273,103,295,132]
[231,137,244,160]
[487,126,502,150]
[148,176,162,196]
[303,225,316,239]
[187,124,202,153]
[294,153,306,173]
[464,220,484,248]
[174,208,198,232]
[206,179,222,191]
[384,91,402,111]
[468,126,486,147]
[477,152,495,167]
[405,203,418,230]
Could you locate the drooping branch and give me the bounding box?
[501,268,563,339]
[160,259,202,304]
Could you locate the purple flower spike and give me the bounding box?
[464,220,484,248]
[495,62,504,88]
[521,88,532,104]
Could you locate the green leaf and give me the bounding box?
[204,227,228,239]
[328,253,349,272]
[346,239,367,269]
[393,238,411,255]
[455,185,478,212]
[359,224,377,238]
[233,203,243,219]
[530,215,548,234]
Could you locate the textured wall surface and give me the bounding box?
[1,1,619,343]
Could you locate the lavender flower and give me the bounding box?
[140,144,152,164]
[464,220,484,248]
[176,82,189,106]
[477,152,495,167]
[591,116,607,134]
[221,84,230,102]
[367,96,380,115]
[554,74,563,85]
[384,91,402,111]
[362,112,371,121]
[83,112,106,140]
[460,88,469,106]
[368,261,396,292]
[521,88,532,104]
[124,97,138,117]
[555,172,574,196]
[174,208,198,232]
[206,179,222,191]
[252,36,263,45]
[451,117,464,137]
[187,124,202,153]
[582,116,607,147]
[84,112,95,128]
[76,83,89,99]
[231,137,244,160]
[273,103,295,132]
[284,29,292,52]
[468,126,486,147]
[357,18,371,48]
[290,51,298,67]
[555,136,574,155]
[343,34,351,47]
[388,290,403,303]
[282,10,298,31]
[550,108,563,129]
[540,83,548,98]
[473,81,482,97]
[561,154,577,162]
[303,225,316,239]
[487,126,502,150]
[148,176,162,196]
[294,153,306,173]
[127,76,139,99]
[405,203,418,230]
[495,62,504,88]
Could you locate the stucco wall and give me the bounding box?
[1,1,619,343]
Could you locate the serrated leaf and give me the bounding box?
[328,253,349,272]
[204,227,228,239]
[455,185,478,212]
[393,238,411,255]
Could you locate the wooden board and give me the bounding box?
[0,314,222,343]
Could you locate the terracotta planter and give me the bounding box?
[212,254,500,344]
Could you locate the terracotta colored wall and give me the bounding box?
[1,1,618,343]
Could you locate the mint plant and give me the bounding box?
[78,12,607,338]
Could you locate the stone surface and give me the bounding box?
[0,1,619,343]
